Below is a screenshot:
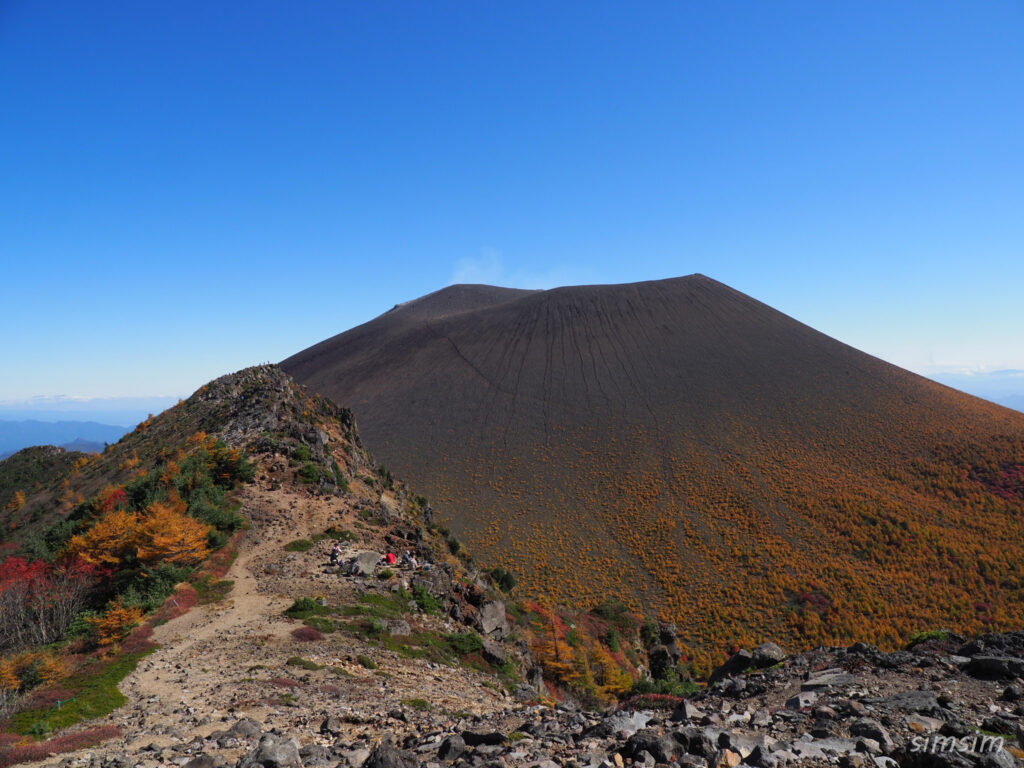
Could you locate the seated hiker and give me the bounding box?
[385,551,397,566]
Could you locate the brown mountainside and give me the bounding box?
[283,275,1024,668]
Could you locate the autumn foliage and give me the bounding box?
[64,499,210,569]
[0,557,97,654]
[85,599,145,647]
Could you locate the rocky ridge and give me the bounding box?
[42,630,1024,768]
[6,366,1023,768]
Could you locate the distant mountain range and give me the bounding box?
[928,370,1024,413]
[284,274,1024,659]
[0,419,130,459]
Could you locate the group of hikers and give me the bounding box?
[328,541,420,573]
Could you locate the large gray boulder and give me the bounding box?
[965,656,1024,680]
[621,728,677,764]
[228,718,262,740]
[437,734,465,761]
[346,551,381,576]
[238,733,301,768]
[751,642,787,668]
[708,649,752,683]
[363,733,417,768]
[478,600,508,639]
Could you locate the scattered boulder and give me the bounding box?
[462,731,506,747]
[849,718,894,752]
[621,728,676,764]
[709,748,741,768]
[238,733,301,768]
[438,734,466,761]
[965,656,1024,680]
[350,551,382,577]
[751,642,787,668]
[363,734,417,768]
[298,745,333,767]
[478,600,509,639]
[709,650,752,683]
[320,716,344,737]
[481,638,507,666]
[228,718,263,740]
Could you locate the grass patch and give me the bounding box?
[284,597,330,619]
[286,656,324,671]
[445,631,483,656]
[193,575,234,605]
[303,617,335,633]
[412,584,440,614]
[355,592,409,619]
[402,698,432,711]
[380,631,454,665]
[9,650,154,737]
[907,629,951,646]
[284,539,315,552]
[356,654,377,670]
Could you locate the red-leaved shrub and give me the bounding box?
[268,677,299,688]
[0,726,120,767]
[290,626,322,642]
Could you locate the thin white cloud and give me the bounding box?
[449,248,583,290]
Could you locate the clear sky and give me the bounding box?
[2,1,1022,401]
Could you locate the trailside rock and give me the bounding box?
[709,649,752,683]
[437,734,465,761]
[478,600,508,639]
[965,656,1024,680]
[363,733,417,768]
[621,729,676,764]
[238,733,301,768]
[228,718,263,740]
[751,642,787,668]
[462,731,506,747]
[350,551,382,577]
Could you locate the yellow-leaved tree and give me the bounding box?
[65,500,210,568]
[4,490,26,512]
[86,598,144,647]
[66,509,138,566]
[134,500,210,566]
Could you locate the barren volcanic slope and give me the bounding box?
[283,275,1024,668]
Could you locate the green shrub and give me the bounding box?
[304,617,335,633]
[284,538,314,552]
[356,654,377,670]
[402,698,431,711]
[412,584,441,614]
[907,629,951,646]
[194,575,234,604]
[10,650,154,736]
[292,444,311,462]
[445,631,483,656]
[298,463,320,484]
[286,656,324,670]
[630,666,698,697]
[284,597,329,618]
[488,567,516,593]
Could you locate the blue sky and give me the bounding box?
[2,1,1022,402]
